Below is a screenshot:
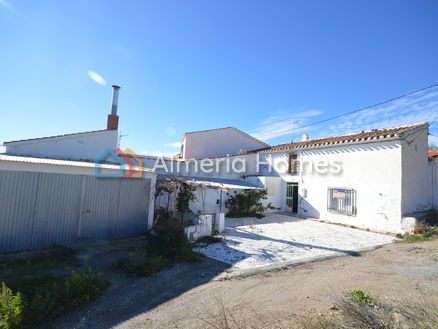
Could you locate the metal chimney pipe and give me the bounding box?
[111,85,121,115]
[107,85,121,130]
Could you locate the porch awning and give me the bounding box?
[157,175,263,191]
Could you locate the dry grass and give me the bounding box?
[198,291,438,329]
[397,221,438,243]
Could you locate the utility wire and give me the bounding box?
[257,82,438,141]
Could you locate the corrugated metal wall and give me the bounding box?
[0,170,151,253]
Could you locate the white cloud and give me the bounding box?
[164,141,182,148]
[250,109,322,141]
[430,135,438,147]
[323,90,438,138]
[0,0,16,11]
[250,88,438,146]
[140,150,177,158]
[88,70,107,86]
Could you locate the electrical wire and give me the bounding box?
[257,82,438,141]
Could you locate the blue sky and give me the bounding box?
[1,0,438,156]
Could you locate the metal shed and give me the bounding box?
[0,155,156,254]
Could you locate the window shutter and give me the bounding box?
[288,154,300,175]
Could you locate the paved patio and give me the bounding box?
[197,214,395,270]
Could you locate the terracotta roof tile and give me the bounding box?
[429,150,438,159]
[260,122,428,153]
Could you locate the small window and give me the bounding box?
[327,188,356,216]
[288,154,300,175]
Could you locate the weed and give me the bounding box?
[398,222,438,243]
[150,216,201,261]
[0,247,107,327]
[64,268,109,307]
[348,290,371,304]
[0,283,23,329]
[198,291,438,329]
[179,240,201,262]
[112,254,170,277]
[0,246,77,280]
[23,267,108,324]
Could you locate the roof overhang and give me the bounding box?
[157,174,262,190]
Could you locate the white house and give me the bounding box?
[251,123,431,234]
[180,127,269,159]
[163,122,433,234]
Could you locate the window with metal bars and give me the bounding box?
[288,154,300,175]
[327,188,356,216]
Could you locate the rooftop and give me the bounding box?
[0,154,154,172]
[261,122,428,152]
[429,150,438,159]
[183,126,270,147]
[3,129,110,145]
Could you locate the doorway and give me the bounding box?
[286,182,299,213]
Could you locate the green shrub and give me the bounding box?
[150,216,200,261]
[113,215,201,277]
[348,290,371,304]
[226,189,268,218]
[0,283,23,329]
[150,217,186,259]
[179,239,201,262]
[64,268,109,307]
[176,184,195,221]
[22,268,108,325]
[112,255,170,277]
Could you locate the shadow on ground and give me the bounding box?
[46,256,230,329]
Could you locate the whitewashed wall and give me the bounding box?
[258,140,405,233]
[401,128,431,213]
[143,153,259,180]
[4,130,118,162]
[156,186,238,216]
[244,176,283,211]
[182,128,267,159]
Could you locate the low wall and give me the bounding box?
[184,213,225,242]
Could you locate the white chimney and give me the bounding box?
[301,133,310,141]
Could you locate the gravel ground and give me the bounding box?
[197,214,395,269]
[47,237,438,329]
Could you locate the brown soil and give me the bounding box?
[49,239,438,329]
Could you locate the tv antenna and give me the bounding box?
[291,120,301,143]
[118,131,128,149]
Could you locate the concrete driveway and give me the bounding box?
[197,214,395,271]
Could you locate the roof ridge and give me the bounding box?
[183,126,269,147]
[184,126,234,135]
[263,122,428,152]
[3,129,111,145]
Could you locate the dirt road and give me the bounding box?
[50,239,438,329]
